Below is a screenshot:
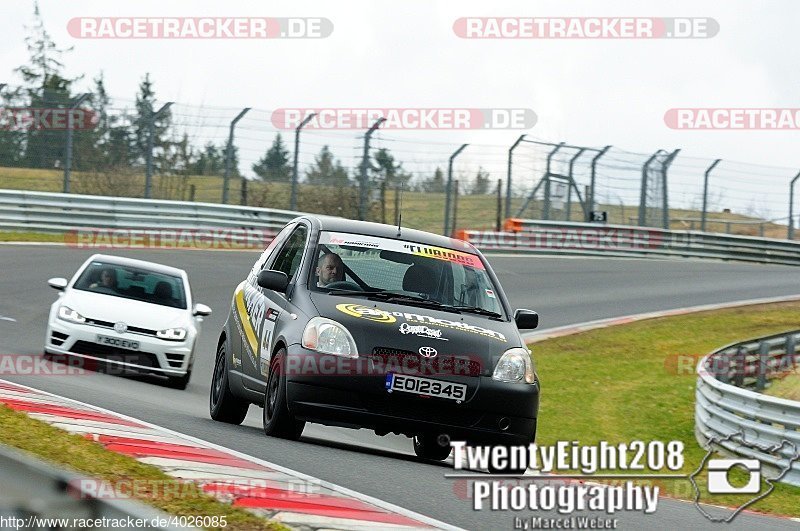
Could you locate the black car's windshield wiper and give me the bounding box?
[449,305,503,319]
[326,289,448,307]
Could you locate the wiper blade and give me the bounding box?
[451,305,503,318]
[326,289,445,306]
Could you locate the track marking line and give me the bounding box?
[0,378,462,531]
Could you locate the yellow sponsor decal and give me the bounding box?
[402,243,485,270]
[235,287,259,355]
[336,303,397,323]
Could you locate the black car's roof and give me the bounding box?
[296,215,478,253]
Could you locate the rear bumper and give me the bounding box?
[285,349,539,445]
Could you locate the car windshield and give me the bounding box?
[73,261,188,309]
[310,231,504,318]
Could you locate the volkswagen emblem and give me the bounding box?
[419,346,437,358]
[114,322,128,334]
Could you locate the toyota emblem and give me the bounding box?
[114,322,128,334]
[419,346,437,358]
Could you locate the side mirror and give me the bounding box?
[514,309,539,330]
[48,278,68,291]
[257,270,289,293]
[193,303,212,317]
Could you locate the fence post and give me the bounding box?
[506,134,526,219]
[496,179,503,231]
[638,150,661,226]
[63,93,90,194]
[701,159,721,232]
[734,345,747,387]
[189,184,196,202]
[662,149,680,230]
[394,186,401,226]
[566,148,586,221]
[290,112,316,211]
[380,180,387,224]
[588,145,611,221]
[757,341,770,391]
[542,143,564,221]
[452,180,460,236]
[444,144,468,236]
[240,178,248,206]
[222,108,250,205]
[789,171,800,239]
[358,118,386,221]
[145,102,173,199]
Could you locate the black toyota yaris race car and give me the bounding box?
[210,215,540,460]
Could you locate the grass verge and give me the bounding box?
[0,405,286,531]
[531,300,800,518]
[764,369,800,401]
[0,231,65,243]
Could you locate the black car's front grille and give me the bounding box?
[84,318,158,337]
[370,347,482,377]
[70,341,160,368]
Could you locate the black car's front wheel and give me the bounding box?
[413,433,452,461]
[263,349,305,440]
[209,341,249,424]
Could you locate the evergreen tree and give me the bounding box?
[305,145,350,186]
[131,73,172,169]
[370,147,412,188]
[421,167,445,193]
[252,133,291,182]
[15,1,81,168]
[470,166,490,195]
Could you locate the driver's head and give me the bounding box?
[100,268,116,288]
[316,253,344,286]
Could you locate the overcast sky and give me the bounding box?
[2,0,798,217]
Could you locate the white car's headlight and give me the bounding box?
[492,347,537,383]
[58,305,86,324]
[157,328,187,341]
[302,317,358,358]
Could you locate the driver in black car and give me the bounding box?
[316,252,345,287]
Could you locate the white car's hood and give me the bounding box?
[62,289,189,330]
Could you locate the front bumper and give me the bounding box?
[284,347,539,445]
[45,319,194,376]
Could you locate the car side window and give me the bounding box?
[270,225,309,281]
[246,223,295,285]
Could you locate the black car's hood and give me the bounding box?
[309,293,521,376]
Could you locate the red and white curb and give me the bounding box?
[0,380,461,531]
[522,293,800,344]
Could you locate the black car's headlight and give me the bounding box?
[302,317,358,358]
[57,305,86,324]
[492,347,537,383]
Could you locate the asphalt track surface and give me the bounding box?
[2,246,800,530]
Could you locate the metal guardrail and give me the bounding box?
[0,189,301,233]
[457,219,800,266]
[695,331,800,487]
[0,443,189,529]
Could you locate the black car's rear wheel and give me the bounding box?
[263,349,305,440]
[413,433,452,461]
[209,341,249,424]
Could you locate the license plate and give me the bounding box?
[385,373,466,401]
[96,335,140,351]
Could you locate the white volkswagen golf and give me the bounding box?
[44,254,211,389]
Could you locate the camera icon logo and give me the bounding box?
[707,458,761,494]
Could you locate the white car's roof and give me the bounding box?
[87,254,187,278]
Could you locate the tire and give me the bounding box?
[263,349,305,440]
[209,341,249,424]
[166,370,191,390]
[413,433,452,461]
